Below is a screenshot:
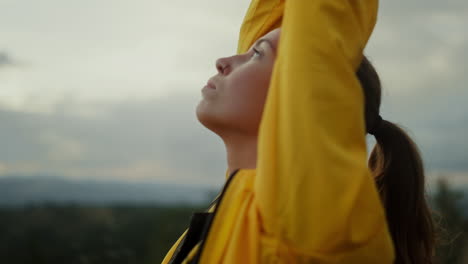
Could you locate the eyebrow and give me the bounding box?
[255,38,276,52]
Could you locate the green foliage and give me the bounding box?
[432,179,468,264]
[1,180,468,264]
[0,203,202,264]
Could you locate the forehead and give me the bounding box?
[263,28,281,40]
[251,28,281,50]
[261,28,280,46]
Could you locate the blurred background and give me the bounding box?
[1,0,467,263]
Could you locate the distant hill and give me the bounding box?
[2,173,467,208]
[0,176,218,207]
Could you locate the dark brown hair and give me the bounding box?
[357,56,436,263]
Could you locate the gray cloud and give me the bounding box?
[0,52,16,68]
[0,90,467,188]
[0,94,226,186]
[0,0,466,186]
[0,0,249,106]
[363,0,468,172]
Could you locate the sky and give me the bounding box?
[0,0,467,188]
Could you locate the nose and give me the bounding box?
[216,57,231,75]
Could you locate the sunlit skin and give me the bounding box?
[196,28,281,175]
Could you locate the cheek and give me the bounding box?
[223,65,272,126]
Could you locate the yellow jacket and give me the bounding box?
[162,0,395,263]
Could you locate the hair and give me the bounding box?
[356,56,436,264]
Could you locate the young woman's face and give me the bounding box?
[196,28,281,137]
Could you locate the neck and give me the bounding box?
[222,134,258,176]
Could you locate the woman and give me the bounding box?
[162,0,435,263]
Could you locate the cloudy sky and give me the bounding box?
[0,0,467,188]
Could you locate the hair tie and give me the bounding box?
[369,115,384,135]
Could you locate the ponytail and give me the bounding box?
[357,57,436,264]
[369,121,435,263]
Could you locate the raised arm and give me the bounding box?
[239,0,395,261]
[237,0,284,54]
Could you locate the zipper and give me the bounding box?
[189,168,241,263]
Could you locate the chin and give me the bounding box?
[196,101,228,137]
[196,101,215,129]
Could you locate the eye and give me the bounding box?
[252,48,261,58]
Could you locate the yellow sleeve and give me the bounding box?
[237,0,284,54]
[238,0,395,261]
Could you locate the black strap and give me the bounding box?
[189,169,240,264]
[168,212,214,264]
[170,169,240,264]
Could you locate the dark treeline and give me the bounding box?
[0,179,467,264]
[0,204,203,264]
[432,179,468,263]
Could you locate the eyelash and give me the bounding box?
[252,48,261,58]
